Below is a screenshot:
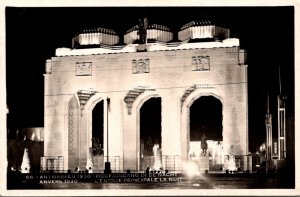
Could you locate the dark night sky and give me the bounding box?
[5,7,294,152]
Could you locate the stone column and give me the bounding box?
[161,91,181,171]
[123,109,138,171]
[107,95,123,170]
[44,94,65,168]
[79,112,88,170]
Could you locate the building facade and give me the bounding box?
[43,20,249,172]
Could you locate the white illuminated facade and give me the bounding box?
[43,20,250,172]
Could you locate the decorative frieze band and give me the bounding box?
[124,87,145,115]
[195,84,215,89]
[68,105,75,152]
[76,62,92,76]
[124,86,155,115]
[164,50,177,61]
[77,90,96,114]
[181,85,197,108]
[132,58,150,74]
[181,84,215,108]
[192,56,210,71]
[164,50,177,57]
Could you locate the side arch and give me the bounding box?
[136,94,162,170]
[122,88,161,171]
[85,94,105,149]
[180,87,227,164]
[134,93,161,171]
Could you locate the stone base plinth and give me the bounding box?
[93,156,104,171]
[198,156,209,172]
[273,159,286,170]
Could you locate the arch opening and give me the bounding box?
[88,100,105,171]
[190,96,222,141]
[139,97,162,171]
[92,100,104,156]
[189,96,224,171]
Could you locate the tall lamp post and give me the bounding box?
[265,93,273,171]
[104,97,111,174]
[256,151,259,166]
[277,66,287,160]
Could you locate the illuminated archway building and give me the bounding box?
[43,20,249,172]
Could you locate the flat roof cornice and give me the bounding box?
[55,38,240,57]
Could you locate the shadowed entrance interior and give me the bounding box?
[190,96,222,141]
[140,97,162,170]
[91,100,104,170]
[189,96,223,171]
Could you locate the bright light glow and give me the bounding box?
[189,141,224,165]
[184,162,199,177]
[259,143,266,152]
[227,153,237,171]
[21,148,30,173]
[153,144,162,171]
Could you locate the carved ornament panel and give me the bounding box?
[192,56,210,71]
[132,58,150,74]
[76,62,92,76]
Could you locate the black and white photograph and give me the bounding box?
[1,1,299,196]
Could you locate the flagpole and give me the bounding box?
[107,97,109,163]
[104,97,111,174]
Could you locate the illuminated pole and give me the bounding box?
[104,97,111,174]
[265,92,272,161]
[256,151,259,165]
[107,97,109,162]
[277,66,287,160]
